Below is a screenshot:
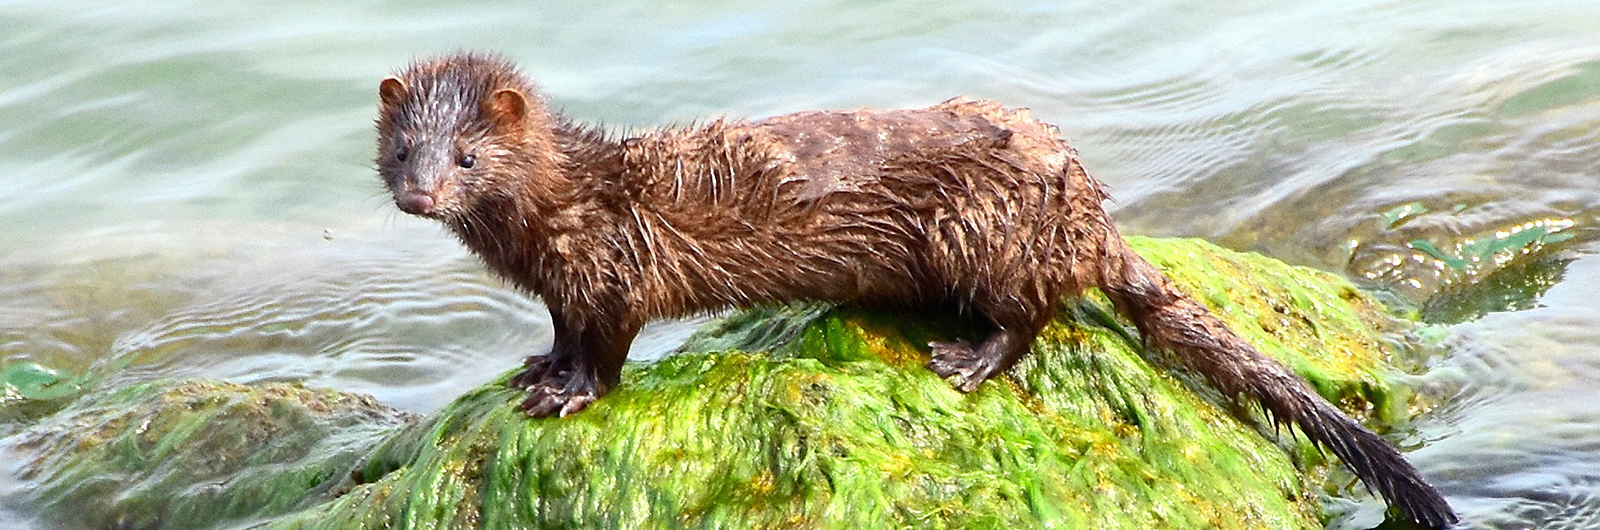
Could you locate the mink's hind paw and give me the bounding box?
[928,339,991,392]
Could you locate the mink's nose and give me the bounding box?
[396,192,436,216]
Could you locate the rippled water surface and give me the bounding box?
[2,0,1599,528]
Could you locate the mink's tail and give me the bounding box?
[1096,239,1457,530]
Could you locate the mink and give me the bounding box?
[374,53,1457,529]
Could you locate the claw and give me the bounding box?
[558,393,597,417]
[520,390,562,418]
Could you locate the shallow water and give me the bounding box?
[1,0,1598,528]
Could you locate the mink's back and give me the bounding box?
[607,98,1113,319]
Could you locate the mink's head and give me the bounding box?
[375,53,553,219]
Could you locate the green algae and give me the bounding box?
[4,380,413,530]
[260,237,1415,530]
[0,362,86,430]
[0,362,81,402]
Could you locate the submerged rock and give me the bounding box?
[2,380,413,530]
[2,237,1424,529]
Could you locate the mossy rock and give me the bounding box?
[256,237,1414,530]
[3,380,414,529]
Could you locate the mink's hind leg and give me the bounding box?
[927,321,1043,392]
[510,319,640,418]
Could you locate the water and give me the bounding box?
[2,0,1598,528]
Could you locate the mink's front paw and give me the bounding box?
[509,354,554,389]
[518,383,599,418]
[508,355,602,418]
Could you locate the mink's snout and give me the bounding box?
[396,191,437,216]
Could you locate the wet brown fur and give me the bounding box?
[375,53,1456,528]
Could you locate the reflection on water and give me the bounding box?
[2,0,1599,528]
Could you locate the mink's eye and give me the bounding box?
[395,146,409,162]
[459,154,477,169]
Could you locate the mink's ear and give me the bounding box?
[487,88,528,130]
[379,77,408,106]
